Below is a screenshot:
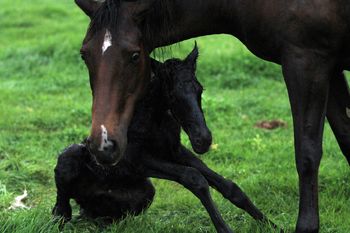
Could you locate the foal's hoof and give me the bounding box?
[268,220,285,233]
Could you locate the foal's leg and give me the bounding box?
[52,144,85,222]
[141,155,233,233]
[52,189,72,222]
[52,167,73,223]
[282,46,334,233]
[326,72,350,164]
[177,146,278,228]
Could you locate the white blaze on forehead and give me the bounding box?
[99,125,114,151]
[102,29,112,54]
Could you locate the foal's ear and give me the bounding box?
[185,42,199,70]
[75,0,104,18]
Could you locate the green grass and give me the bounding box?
[1,1,350,232]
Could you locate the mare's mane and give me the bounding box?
[88,0,174,47]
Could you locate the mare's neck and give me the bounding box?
[147,0,241,49]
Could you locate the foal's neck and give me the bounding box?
[147,0,241,49]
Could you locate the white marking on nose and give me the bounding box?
[99,125,114,151]
[346,107,350,119]
[102,29,112,54]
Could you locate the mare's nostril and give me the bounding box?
[104,140,117,152]
[86,135,123,166]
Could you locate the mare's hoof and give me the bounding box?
[217,225,234,233]
[295,226,319,233]
[296,217,319,233]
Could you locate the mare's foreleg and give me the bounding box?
[141,155,233,233]
[326,72,350,164]
[282,47,334,233]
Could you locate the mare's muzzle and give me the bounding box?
[86,137,122,166]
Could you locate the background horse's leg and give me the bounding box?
[327,72,350,164]
[141,156,234,233]
[178,146,279,229]
[282,46,334,233]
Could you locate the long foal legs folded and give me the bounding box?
[141,155,234,233]
[177,146,278,229]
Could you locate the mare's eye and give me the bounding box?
[131,52,140,63]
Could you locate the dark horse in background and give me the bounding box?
[75,0,350,232]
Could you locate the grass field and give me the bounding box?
[1,1,350,232]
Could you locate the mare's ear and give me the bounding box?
[185,42,199,70]
[75,0,104,18]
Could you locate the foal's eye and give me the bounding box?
[80,50,86,61]
[131,52,140,63]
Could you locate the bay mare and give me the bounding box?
[75,0,350,232]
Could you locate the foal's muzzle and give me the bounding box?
[190,129,212,155]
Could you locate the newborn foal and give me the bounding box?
[53,46,274,233]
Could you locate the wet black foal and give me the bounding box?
[53,46,274,233]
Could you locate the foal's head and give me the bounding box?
[75,0,156,166]
[161,45,212,154]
